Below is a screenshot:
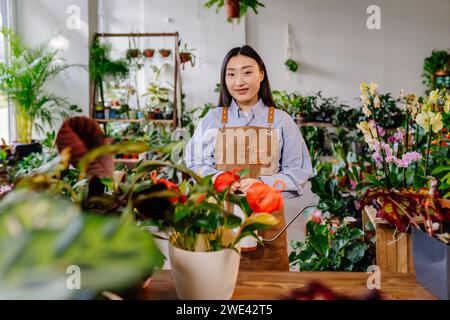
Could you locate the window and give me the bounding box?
[0,0,12,143]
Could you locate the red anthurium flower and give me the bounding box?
[246,180,286,214]
[214,170,240,192]
[196,194,207,204]
[151,171,183,203]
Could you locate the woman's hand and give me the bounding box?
[239,178,261,195]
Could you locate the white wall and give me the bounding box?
[248,0,450,106]
[13,0,450,119]
[15,0,90,139]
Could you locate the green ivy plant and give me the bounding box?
[289,219,370,271]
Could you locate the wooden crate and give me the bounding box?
[363,206,415,274]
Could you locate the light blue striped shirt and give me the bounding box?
[184,99,313,199]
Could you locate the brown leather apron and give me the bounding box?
[214,106,290,271]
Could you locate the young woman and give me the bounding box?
[185,45,312,271]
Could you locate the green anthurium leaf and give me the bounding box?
[308,234,329,257]
[224,214,242,229]
[239,213,279,231]
[346,242,369,264]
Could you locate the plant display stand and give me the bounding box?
[363,206,415,274]
[90,32,181,130]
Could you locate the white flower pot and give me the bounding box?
[168,243,240,300]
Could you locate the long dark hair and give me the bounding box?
[218,45,275,108]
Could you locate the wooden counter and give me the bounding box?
[141,270,437,300]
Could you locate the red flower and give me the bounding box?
[310,210,322,224]
[151,171,183,203]
[246,180,285,213]
[214,170,240,192]
[196,194,207,204]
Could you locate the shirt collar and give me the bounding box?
[229,98,266,120]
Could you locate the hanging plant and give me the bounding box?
[422,50,450,91]
[204,0,265,23]
[179,43,197,70]
[284,58,299,73]
[143,48,155,59]
[159,49,172,58]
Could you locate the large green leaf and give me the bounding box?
[0,190,164,299]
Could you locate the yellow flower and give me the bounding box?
[360,82,369,94]
[357,121,378,149]
[373,95,381,108]
[416,111,443,133]
[362,105,372,117]
[430,112,443,133]
[360,93,370,107]
[369,81,378,96]
[445,97,450,113]
[429,89,440,105]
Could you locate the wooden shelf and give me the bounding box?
[94,119,173,125]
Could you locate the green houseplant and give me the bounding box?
[90,38,129,107]
[422,50,450,91]
[179,43,197,70]
[284,58,299,72]
[0,29,83,148]
[204,0,265,23]
[132,166,282,299]
[289,215,370,271]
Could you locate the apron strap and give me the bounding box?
[267,106,275,132]
[268,106,275,124]
[221,105,275,128]
[221,106,228,133]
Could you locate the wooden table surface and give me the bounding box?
[141,270,437,300]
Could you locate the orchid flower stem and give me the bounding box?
[403,113,410,188]
[370,103,390,188]
[414,123,420,175]
[425,124,432,176]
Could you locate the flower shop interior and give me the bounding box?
[0,0,450,302]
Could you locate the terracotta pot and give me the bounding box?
[127,49,140,58]
[180,52,191,63]
[143,49,155,58]
[226,0,240,19]
[159,49,171,58]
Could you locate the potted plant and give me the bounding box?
[129,109,137,120]
[290,213,371,271]
[143,48,155,59]
[159,48,172,58]
[133,166,281,299]
[356,83,450,299]
[204,0,265,22]
[119,104,130,119]
[0,29,83,159]
[126,36,141,59]
[284,58,299,73]
[422,50,450,91]
[90,38,129,108]
[94,104,105,119]
[179,43,197,70]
